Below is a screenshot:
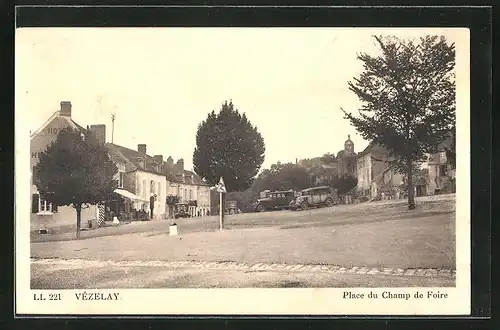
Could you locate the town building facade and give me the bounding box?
[162,157,211,217]
[355,137,455,200]
[31,101,211,232]
[105,142,167,219]
[30,101,100,231]
[355,142,388,199]
[422,137,456,195]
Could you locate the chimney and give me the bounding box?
[176,158,184,172]
[60,101,72,117]
[167,156,174,167]
[154,155,163,173]
[90,124,106,145]
[138,144,147,155]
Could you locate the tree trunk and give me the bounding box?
[76,203,82,239]
[407,158,416,210]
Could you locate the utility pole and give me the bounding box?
[111,113,116,144]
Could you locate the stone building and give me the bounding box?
[30,101,101,231]
[105,143,212,219]
[355,142,389,199]
[161,157,211,218]
[422,137,456,195]
[105,142,167,219]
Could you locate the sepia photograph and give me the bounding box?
[15,26,470,315]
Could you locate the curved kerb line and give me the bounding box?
[31,258,456,279]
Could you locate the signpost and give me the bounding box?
[211,176,227,231]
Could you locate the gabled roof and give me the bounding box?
[105,143,163,176]
[105,143,208,186]
[30,111,86,139]
[182,170,207,186]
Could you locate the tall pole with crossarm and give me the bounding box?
[111,113,116,144]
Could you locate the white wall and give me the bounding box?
[133,171,167,219]
[356,154,372,193]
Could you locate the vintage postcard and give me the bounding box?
[15,26,470,315]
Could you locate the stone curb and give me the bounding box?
[31,258,456,279]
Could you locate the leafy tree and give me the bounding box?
[337,152,358,175]
[166,194,180,220]
[226,190,254,213]
[252,162,311,192]
[331,174,358,195]
[35,128,118,239]
[166,195,180,206]
[342,35,455,209]
[193,100,266,192]
[320,153,336,164]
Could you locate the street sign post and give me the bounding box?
[211,176,227,231]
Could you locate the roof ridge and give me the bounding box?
[30,110,60,139]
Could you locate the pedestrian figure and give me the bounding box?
[149,195,155,219]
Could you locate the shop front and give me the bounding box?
[104,189,149,222]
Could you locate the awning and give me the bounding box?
[114,189,147,202]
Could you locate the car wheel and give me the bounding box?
[229,209,235,215]
[300,202,309,210]
[325,198,333,207]
[257,204,266,212]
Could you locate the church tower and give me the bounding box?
[344,134,355,154]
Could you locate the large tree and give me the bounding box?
[342,35,455,209]
[331,174,358,195]
[35,128,118,238]
[193,100,266,192]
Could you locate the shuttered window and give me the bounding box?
[32,166,37,184]
[32,194,39,213]
[31,193,57,213]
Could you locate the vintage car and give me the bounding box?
[289,186,339,210]
[173,203,191,219]
[255,189,296,212]
[225,200,240,214]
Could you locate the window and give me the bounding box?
[157,182,161,198]
[137,177,141,194]
[32,166,37,184]
[142,180,147,197]
[31,193,57,214]
[439,165,448,177]
[150,180,155,195]
[118,172,124,188]
[189,189,192,200]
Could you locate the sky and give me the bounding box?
[16,27,464,172]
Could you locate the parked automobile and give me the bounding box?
[255,189,296,212]
[289,186,339,210]
[225,200,240,214]
[173,203,191,219]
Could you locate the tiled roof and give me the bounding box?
[105,143,207,186]
[183,170,207,186]
[105,143,163,175]
[71,119,87,132]
[30,111,87,139]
